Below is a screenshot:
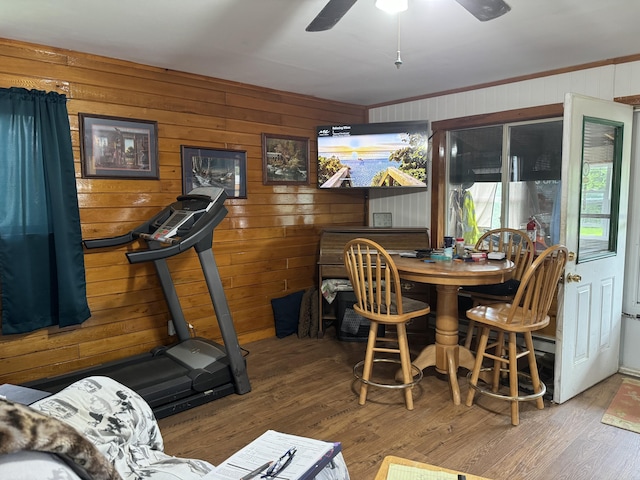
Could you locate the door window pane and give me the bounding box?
[578,118,622,262]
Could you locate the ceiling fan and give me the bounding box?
[306,0,511,32]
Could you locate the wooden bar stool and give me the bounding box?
[343,238,430,410]
[461,228,535,351]
[465,244,568,425]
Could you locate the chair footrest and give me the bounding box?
[354,358,423,390]
[467,368,546,402]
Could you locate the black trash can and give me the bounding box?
[335,291,384,342]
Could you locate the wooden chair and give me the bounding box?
[465,244,568,425]
[343,238,431,410]
[461,228,535,350]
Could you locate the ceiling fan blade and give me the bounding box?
[306,0,358,32]
[454,0,511,22]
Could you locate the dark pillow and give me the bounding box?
[271,290,305,338]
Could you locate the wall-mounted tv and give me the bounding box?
[316,120,429,189]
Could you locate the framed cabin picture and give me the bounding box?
[262,133,310,185]
[79,113,158,179]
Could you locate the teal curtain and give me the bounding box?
[0,87,90,334]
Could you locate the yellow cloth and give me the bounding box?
[462,190,480,245]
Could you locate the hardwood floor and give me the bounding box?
[158,329,640,480]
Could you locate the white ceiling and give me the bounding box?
[1,0,639,106]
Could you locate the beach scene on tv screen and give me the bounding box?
[318,131,428,188]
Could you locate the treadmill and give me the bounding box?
[25,186,251,418]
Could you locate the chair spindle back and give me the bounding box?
[476,228,535,282]
[344,238,405,320]
[506,244,568,327]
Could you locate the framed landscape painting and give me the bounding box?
[181,146,247,198]
[262,133,309,185]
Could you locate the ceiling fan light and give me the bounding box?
[375,0,408,14]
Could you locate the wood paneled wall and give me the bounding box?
[0,38,367,385]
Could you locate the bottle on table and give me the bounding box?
[526,217,537,244]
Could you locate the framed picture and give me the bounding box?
[372,212,393,227]
[262,133,310,185]
[180,146,247,198]
[79,113,158,179]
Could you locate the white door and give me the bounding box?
[554,93,633,404]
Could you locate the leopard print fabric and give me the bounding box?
[0,398,121,480]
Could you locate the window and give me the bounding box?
[578,117,622,261]
[447,119,563,249]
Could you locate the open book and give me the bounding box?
[204,430,341,480]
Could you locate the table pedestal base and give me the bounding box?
[412,343,475,405]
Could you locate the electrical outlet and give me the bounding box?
[168,320,176,336]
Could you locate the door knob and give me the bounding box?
[566,273,582,283]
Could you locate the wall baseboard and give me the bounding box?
[618,366,640,378]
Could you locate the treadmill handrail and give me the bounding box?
[83,232,135,249]
[82,201,173,250]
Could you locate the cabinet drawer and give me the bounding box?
[320,265,348,278]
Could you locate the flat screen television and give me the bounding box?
[316,120,429,189]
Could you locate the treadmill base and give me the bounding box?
[153,382,236,419]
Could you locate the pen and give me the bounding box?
[240,461,272,480]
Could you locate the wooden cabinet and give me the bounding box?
[317,227,430,337]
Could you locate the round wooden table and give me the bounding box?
[393,255,515,405]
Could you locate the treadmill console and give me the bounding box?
[151,211,193,242]
[150,195,214,242]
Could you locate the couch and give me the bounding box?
[0,376,349,480]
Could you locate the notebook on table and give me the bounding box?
[204,430,341,480]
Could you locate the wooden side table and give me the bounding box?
[374,455,491,480]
